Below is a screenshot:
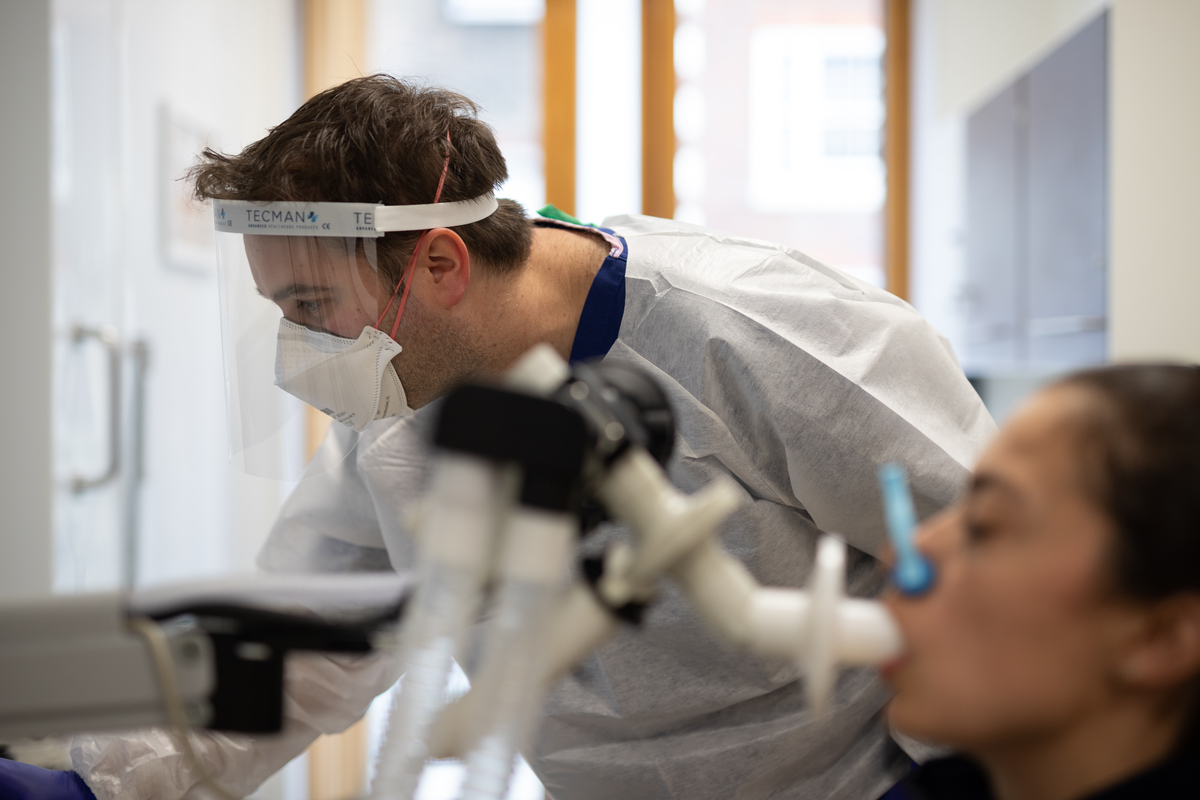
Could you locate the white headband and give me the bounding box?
[211,193,499,238]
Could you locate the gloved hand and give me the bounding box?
[0,759,96,800]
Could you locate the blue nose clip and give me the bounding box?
[879,463,936,595]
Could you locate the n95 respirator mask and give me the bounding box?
[274,319,410,432]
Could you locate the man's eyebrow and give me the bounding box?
[255,284,332,303]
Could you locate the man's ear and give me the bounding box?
[1117,594,1200,689]
[416,228,471,309]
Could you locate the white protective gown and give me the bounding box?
[73,214,996,800]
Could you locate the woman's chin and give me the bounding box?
[886,694,953,747]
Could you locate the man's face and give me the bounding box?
[243,232,486,410]
[245,234,388,339]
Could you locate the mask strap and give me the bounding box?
[375,130,454,337]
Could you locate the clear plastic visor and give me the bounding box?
[215,230,398,480]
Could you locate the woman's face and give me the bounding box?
[884,386,1136,750]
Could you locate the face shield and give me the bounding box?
[211,194,499,480]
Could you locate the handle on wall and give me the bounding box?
[70,324,122,494]
[122,339,150,589]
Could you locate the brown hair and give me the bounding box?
[1057,364,1200,749]
[1058,365,1200,601]
[190,74,532,286]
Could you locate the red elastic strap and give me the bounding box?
[433,129,451,203]
[375,130,453,336]
[387,233,425,339]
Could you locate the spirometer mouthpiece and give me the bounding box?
[798,536,904,716]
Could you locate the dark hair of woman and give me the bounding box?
[1059,364,1200,748]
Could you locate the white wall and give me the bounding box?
[933,0,1110,116]
[0,3,53,600]
[910,0,1112,357]
[1109,0,1200,363]
[912,0,1112,348]
[912,0,1200,368]
[908,0,966,354]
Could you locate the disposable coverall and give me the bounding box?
[73,214,997,800]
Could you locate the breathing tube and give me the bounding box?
[458,509,572,800]
[369,456,498,800]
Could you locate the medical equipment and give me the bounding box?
[3,347,905,800]
[370,345,903,800]
[880,464,936,596]
[0,574,408,742]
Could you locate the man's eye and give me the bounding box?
[298,300,321,314]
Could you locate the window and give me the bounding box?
[673,0,886,287]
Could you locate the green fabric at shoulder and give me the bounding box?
[536,204,595,227]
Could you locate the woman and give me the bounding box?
[886,365,1200,799]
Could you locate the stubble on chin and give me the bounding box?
[394,298,485,408]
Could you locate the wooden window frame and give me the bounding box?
[544,0,578,215]
[885,0,912,300]
[642,0,676,218]
[301,4,371,800]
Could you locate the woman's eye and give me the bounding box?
[966,519,996,544]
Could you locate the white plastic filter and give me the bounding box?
[804,537,845,718]
[802,538,904,707]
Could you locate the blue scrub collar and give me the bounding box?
[532,215,628,363]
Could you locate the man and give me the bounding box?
[49,76,994,799]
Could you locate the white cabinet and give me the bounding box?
[964,12,1108,374]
